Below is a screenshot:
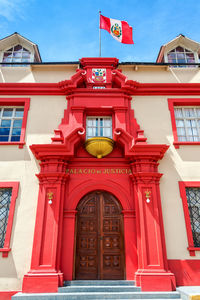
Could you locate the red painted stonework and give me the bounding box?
[0,291,18,300]
[22,57,175,293]
[168,260,200,286]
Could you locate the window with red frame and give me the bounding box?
[179,181,200,256]
[0,182,19,257]
[168,99,200,148]
[0,98,30,148]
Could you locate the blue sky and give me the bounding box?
[0,0,200,62]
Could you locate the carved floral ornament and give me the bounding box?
[144,190,151,203]
[47,191,54,205]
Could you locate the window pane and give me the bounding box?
[3,57,12,63]
[22,52,30,58]
[0,136,9,141]
[176,120,184,127]
[14,45,22,51]
[1,120,11,127]
[13,119,22,128]
[178,136,187,141]
[15,108,24,117]
[177,127,186,136]
[174,108,183,118]
[12,58,21,63]
[3,109,13,117]
[11,136,20,141]
[168,53,176,59]
[176,46,184,52]
[13,51,22,58]
[104,127,112,137]
[184,108,195,117]
[104,119,112,126]
[87,127,93,138]
[186,120,196,128]
[177,53,185,59]
[0,128,10,135]
[12,128,21,136]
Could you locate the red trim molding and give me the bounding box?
[168,98,200,148]
[0,182,19,257]
[0,98,30,148]
[179,181,200,256]
[0,82,200,96]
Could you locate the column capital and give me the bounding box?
[130,172,163,184]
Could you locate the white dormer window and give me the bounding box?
[2,45,31,63]
[167,46,195,65]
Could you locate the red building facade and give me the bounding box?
[21,58,176,293]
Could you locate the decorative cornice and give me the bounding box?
[1,82,200,96]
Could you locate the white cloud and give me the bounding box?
[0,0,29,21]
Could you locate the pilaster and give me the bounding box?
[22,157,69,293]
[130,145,176,291]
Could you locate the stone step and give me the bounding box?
[58,285,141,293]
[13,291,181,300]
[64,280,136,286]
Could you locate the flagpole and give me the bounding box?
[99,10,101,57]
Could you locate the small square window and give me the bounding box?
[168,99,200,148]
[86,117,112,139]
[0,107,24,142]
[0,98,30,148]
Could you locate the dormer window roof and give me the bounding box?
[0,32,41,65]
[157,34,200,66]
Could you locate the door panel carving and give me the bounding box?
[75,191,124,280]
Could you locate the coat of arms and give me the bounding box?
[111,23,122,38]
[92,69,106,83]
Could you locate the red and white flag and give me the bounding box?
[100,14,134,44]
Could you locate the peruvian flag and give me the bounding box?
[100,14,134,44]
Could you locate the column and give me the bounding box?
[22,157,68,293]
[130,146,176,291]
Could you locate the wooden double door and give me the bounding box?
[75,191,125,280]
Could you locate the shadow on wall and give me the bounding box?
[0,145,31,162]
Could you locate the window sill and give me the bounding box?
[187,247,200,256]
[0,248,11,257]
[0,142,25,149]
[173,141,200,149]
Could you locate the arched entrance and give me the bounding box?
[75,191,125,280]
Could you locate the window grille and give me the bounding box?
[186,187,200,247]
[86,117,112,139]
[174,107,200,142]
[167,46,196,67]
[0,188,12,248]
[2,45,31,64]
[0,107,24,142]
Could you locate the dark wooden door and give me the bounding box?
[75,191,125,280]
